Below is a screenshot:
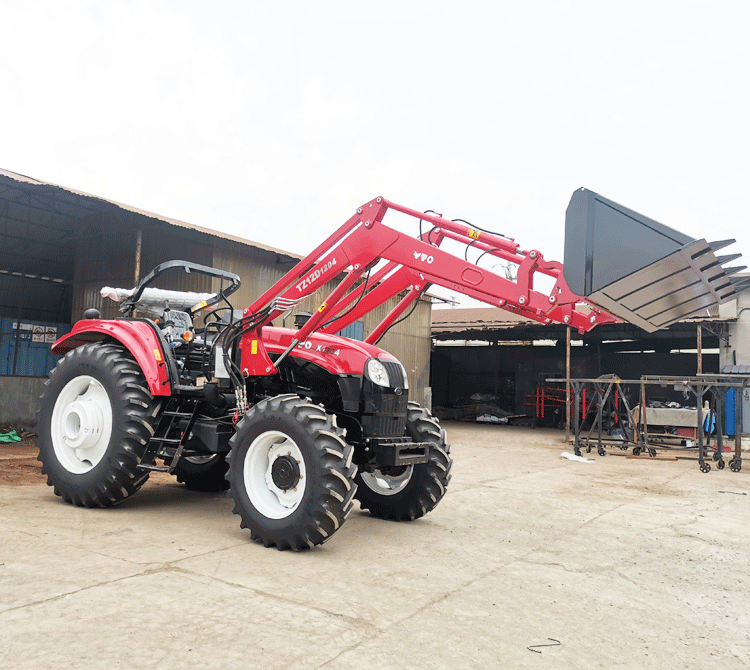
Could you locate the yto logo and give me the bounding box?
[413,251,434,264]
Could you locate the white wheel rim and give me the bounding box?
[50,375,113,474]
[243,430,307,519]
[361,466,413,496]
[184,454,217,465]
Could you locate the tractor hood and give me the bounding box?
[261,326,398,376]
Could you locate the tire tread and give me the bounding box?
[226,395,357,551]
[37,342,159,508]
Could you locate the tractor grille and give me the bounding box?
[360,360,408,438]
[381,360,406,389]
[361,394,408,437]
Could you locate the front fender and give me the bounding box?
[52,319,172,395]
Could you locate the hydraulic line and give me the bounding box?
[323,268,372,329]
[373,287,424,346]
[451,217,510,240]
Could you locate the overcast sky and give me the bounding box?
[3,1,749,307]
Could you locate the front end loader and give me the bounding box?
[36,188,748,549]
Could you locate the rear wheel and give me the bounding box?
[355,402,452,521]
[37,342,160,507]
[173,453,230,492]
[226,395,357,550]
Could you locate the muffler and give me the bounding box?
[563,187,750,332]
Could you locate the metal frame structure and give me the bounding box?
[553,374,747,473]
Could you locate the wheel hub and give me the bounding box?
[245,431,307,519]
[361,465,413,496]
[271,454,301,491]
[61,397,105,450]
[50,375,113,474]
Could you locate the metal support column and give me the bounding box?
[565,326,571,442]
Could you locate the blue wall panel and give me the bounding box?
[0,317,70,377]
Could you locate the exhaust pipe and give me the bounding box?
[563,188,750,333]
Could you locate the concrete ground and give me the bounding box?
[1,423,748,670]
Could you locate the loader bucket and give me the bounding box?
[563,188,750,333]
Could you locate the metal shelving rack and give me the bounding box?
[550,374,747,473]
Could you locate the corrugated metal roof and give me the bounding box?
[0,168,302,261]
[720,364,750,374]
[431,305,729,338]
[432,308,535,334]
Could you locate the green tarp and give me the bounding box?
[0,430,22,443]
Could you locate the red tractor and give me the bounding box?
[36,189,747,549]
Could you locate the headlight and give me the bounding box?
[365,358,390,387]
[399,363,409,389]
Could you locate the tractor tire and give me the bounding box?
[226,394,357,550]
[355,401,452,521]
[37,342,160,507]
[173,454,230,492]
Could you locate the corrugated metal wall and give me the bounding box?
[72,212,139,320]
[139,225,214,292]
[0,274,70,323]
[211,238,296,317]
[73,213,214,320]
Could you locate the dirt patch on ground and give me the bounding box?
[0,436,45,486]
[0,435,176,488]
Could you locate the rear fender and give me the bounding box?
[51,319,172,395]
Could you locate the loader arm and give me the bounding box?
[234,189,748,377]
[235,196,620,377]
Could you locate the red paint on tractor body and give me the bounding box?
[52,320,171,395]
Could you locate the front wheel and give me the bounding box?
[355,402,452,521]
[37,342,160,507]
[226,395,358,550]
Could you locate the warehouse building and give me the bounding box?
[0,168,432,426]
[431,299,749,422]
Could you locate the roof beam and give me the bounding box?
[0,269,68,283]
